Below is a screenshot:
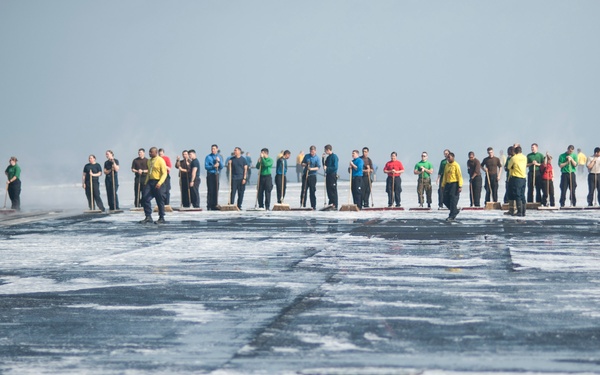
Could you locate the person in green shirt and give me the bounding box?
[558,144,578,207]
[414,151,434,208]
[256,148,274,210]
[526,143,545,203]
[5,156,21,211]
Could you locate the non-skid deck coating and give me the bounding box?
[1,209,600,374]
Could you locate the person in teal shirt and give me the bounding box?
[558,145,578,207]
[414,152,434,208]
[5,156,21,211]
[256,148,274,210]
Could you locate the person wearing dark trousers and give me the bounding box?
[5,156,21,211]
[360,147,373,208]
[349,150,364,209]
[188,150,201,208]
[300,145,321,210]
[435,149,450,209]
[586,147,600,206]
[441,152,462,221]
[158,149,172,205]
[467,151,482,207]
[506,145,527,217]
[558,145,578,207]
[104,150,120,211]
[256,148,274,210]
[383,152,404,207]
[131,148,148,208]
[229,147,248,209]
[526,143,544,203]
[324,144,339,209]
[83,155,105,212]
[275,150,290,204]
[540,155,555,207]
[140,147,168,224]
[175,150,191,208]
[481,147,502,203]
[503,146,514,204]
[204,144,223,210]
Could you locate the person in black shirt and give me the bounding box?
[83,155,105,211]
[104,150,120,210]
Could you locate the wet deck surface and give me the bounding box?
[1,209,600,374]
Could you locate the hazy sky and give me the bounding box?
[1,0,599,182]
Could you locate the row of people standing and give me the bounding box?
[461,144,600,216]
[175,145,279,211]
[81,144,600,218]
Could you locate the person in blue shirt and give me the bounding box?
[349,150,364,209]
[205,144,223,210]
[300,145,321,209]
[324,144,339,209]
[275,150,291,204]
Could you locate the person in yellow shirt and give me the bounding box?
[577,148,587,174]
[507,145,527,216]
[295,151,304,182]
[441,152,463,221]
[140,147,168,224]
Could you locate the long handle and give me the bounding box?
[281,164,286,204]
[112,169,116,210]
[391,174,395,205]
[3,182,8,209]
[486,171,491,203]
[470,179,474,205]
[302,168,309,207]
[187,174,192,207]
[532,167,536,203]
[90,172,95,210]
[137,176,141,207]
[569,171,573,206]
[254,163,261,208]
[228,162,233,205]
[348,171,352,204]
[369,170,374,207]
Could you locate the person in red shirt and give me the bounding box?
[383,152,404,207]
[159,148,172,205]
[540,154,555,207]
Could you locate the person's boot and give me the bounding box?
[516,200,524,217]
[139,216,153,224]
[504,200,516,215]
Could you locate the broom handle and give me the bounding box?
[486,169,491,204]
[281,159,285,203]
[254,162,261,208]
[348,171,352,204]
[3,182,8,209]
[112,168,116,210]
[391,173,395,205]
[228,161,233,205]
[90,172,95,210]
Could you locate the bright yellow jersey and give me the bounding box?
[441,161,463,188]
[145,156,168,185]
[578,152,587,165]
[508,153,527,178]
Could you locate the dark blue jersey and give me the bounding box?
[276,157,287,175]
[325,153,338,174]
